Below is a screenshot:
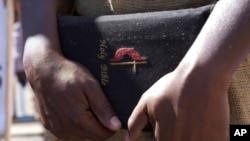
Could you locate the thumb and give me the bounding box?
[85,80,121,131]
[125,96,149,141]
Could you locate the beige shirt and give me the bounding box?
[75,0,217,16]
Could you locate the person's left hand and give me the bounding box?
[125,69,229,141]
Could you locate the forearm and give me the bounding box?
[20,0,74,75]
[177,0,250,86]
[21,0,60,52]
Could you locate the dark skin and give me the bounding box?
[126,0,250,141]
[20,0,250,140]
[21,0,121,140]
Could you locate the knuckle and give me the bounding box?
[82,77,98,89]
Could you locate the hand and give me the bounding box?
[24,45,121,140]
[126,68,229,141]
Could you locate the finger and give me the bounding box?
[153,100,177,141]
[154,121,168,141]
[83,79,121,131]
[36,93,72,140]
[52,87,114,140]
[154,120,173,141]
[125,96,149,141]
[77,109,115,140]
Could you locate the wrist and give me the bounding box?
[23,35,63,76]
[175,58,230,96]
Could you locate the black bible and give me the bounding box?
[58,5,213,130]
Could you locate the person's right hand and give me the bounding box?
[23,37,121,140]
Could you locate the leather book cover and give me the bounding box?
[57,5,213,130]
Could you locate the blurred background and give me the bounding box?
[0,0,45,140]
[9,80,44,141]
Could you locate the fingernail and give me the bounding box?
[110,116,121,130]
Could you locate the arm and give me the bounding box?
[126,0,250,141]
[21,0,121,140]
[179,0,250,84]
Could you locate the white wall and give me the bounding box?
[0,1,7,138]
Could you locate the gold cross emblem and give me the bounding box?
[110,48,147,74]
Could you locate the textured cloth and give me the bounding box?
[75,0,216,16]
[76,0,113,16]
[229,54,250,125]
[110,0,216,14]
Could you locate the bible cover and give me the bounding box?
[58,5,213,130]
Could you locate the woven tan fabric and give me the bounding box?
[110,0,216,14]
[75,0,216,16]
[75,0,113,16]
[229,54,250,125]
